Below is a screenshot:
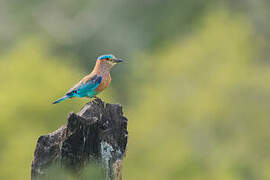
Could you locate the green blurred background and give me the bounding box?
[0,0,270,179]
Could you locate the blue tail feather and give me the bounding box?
[52,95,69,104]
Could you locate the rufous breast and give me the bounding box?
[95,73,111,93]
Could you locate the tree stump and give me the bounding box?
[31,98,128,180]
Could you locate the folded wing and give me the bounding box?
[66,74,102,97]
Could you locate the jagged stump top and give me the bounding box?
[31,98,128,180]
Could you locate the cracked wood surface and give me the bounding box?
[31,98,128,180]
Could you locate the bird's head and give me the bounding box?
[96,54,123,69]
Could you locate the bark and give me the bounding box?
[31,98,128,180]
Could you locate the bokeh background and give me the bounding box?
[0,0,270,179]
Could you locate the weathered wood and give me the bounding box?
[31,98,128,180]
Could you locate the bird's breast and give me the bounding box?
[95,73,111,93]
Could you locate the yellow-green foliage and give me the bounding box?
[124,10,270,180]
[0,39,89,179]
[0,9,270,180]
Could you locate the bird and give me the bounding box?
[52,54,123,104]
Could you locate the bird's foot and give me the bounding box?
[92,96,102,102]
[88,95,99,100]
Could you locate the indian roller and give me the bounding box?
[52,54,123,104]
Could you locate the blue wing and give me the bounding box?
[66,75,102,98]
[52,75,102,104]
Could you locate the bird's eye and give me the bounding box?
[106,58,109,60]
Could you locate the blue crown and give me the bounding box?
[98,54,115,60]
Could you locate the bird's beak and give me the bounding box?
[113,58,123,63]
